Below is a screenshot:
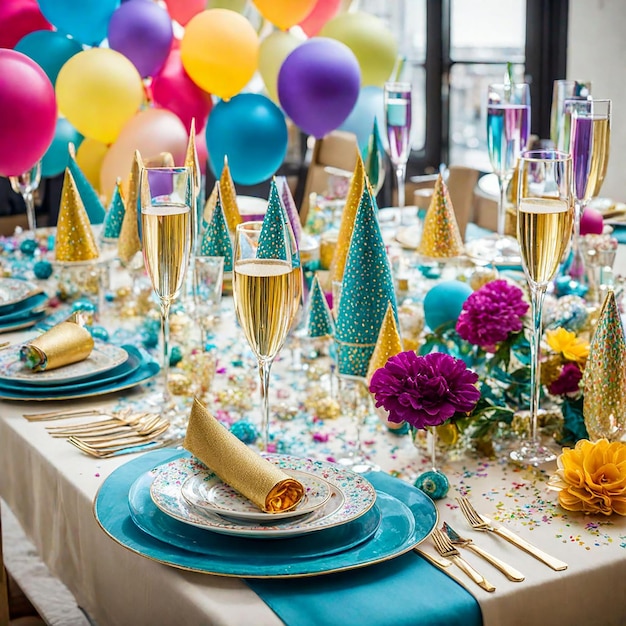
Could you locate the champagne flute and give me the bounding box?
[233,221,302,451]
[550,79,591,152]
[384,82,412,223]
[511,150,574,466]
[9,160,42,233]
[140,166,193,408]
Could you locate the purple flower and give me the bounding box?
[456,280,528,351]
[369,351,480,430]
[548,362,583,396]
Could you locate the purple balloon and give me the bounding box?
[278,38,361,139]
[107,0,173,78]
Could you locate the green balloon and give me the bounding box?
[321,12,398,88]
[259,31,301,104]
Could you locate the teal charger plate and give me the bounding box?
[0,292,48,323]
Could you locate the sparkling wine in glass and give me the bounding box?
[9,160,42,234]
[384,82,412,221]
[233,221,302,451]
[511,150,573,466]
[140,166,193,408]
[550,79,591,153]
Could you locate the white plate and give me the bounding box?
[0,341,128,385]
[0,278,39,309]
[237,195,268,218]
[181,468,332,522]
[150,454,377,539]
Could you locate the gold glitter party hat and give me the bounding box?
[203,181,218,224]
[583,290,626,442]
[366,301,403,383]
[118,150,143,264]
[330,149,365,283]
[417,173,464,259]
[67,143,106,225]
[220,156,243,232]
[55,169,99,262]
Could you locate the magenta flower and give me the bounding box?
[456,280,528,351]
[369,351,480,430]
[548,362,583,396]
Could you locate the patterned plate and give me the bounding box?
[150,454,377,539]
[0,293,48,324]
[181,469,332,522]
[0,278,39,310]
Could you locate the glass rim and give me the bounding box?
[140,166,191,173]
[487,82,530,90]
[519,149,572,162]
[235,220,264,231]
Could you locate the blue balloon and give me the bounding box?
[38,0,121,46]
[14,30,83,85]
[41,118,84,178]
[206,94,288,186]
[338,85,385,152]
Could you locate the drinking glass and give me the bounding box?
[511,150,574,466]
[140,166,193,407]
[233,221,302,451]
[192,255,224,348]
[550,79,591,152]
[384,82,412,220]
[9,160,42,233]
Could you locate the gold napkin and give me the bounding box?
[20,322,94,372]
[184,398,304,513]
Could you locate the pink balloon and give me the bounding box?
[151,48,213,133]
[163,0,205,26]
[0,0,52,49]
[298,0,341,36]
[0,49,57,176]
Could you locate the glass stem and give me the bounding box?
[528,283,546,445]
[430,426,438,472]
[570,199,585,280]
[258,358,273,452]
[396,163,407,209]
[24,191,36,232]
[161,302,171,405]
[497,175,510,238]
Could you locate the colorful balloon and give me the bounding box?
[298,0,341,37]
[206,94,288,186]
[253,0,316,30]
[258,31,301,104]
[163,0,205,26]
[76,138,109,194]
[108,0,173,78]
[320,12,397,87]
[180,9,259,100]
[278,38,360,139]
[41,118,84,178]
[14,30,83,85]
[338,85,384,151]
[100,108,188,202]
[56,48,145,144]
[152,49,213,133]
[38,0,120,46]
[0,0,52,49]
[0,49,57,177]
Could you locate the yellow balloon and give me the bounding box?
[76,138,109,194]
[259,31,301,104]
[253,0,316,30]
[180,9,259,101]
[56,48,145,144]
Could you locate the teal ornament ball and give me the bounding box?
[33,260,53,279]
[88,326,109,342]
[230,420,258,444]
[20,238,38,256]
[169,346,183,367]
[140,329,159,349]
[423,280,472,331]
[414,469,449,500]
[72,299,96,313]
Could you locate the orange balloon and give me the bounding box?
[76,138,109,193]
[253,0,316,30]
[99,107,188,202]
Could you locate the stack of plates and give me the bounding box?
[0,278,49,333]
[0,342,160,400]
[94,451,439,578]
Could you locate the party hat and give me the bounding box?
[308,274,334,339]
[55,169,99,262]
[200,184,233,272]
[203,181,218,226]
[417,173,464,259]
[118,150,143,264]
[329,149,365,283]
[583,290,626,441]
[335,186,397,377]
[363,118,385,197]
[277,175,302,245]
[220,156,243,232]
[366,301,404,383]
[102,178,126,240]
[257,178,298,266]
[67,143,106,225]
[144,152,174,168]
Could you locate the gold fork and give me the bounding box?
[46,413,161,437]
[53,417,169,443]
[457,497,568,571]
[68,435,182,458]
[67,421,171,451]
[431,529,496,592]
[23,407,128,422]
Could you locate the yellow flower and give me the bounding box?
[548,439,626,515]
[545,327,589,363]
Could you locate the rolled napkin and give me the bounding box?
[20,321,94,372]
[184,398,305,513]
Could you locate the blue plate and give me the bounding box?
[0,311,47,334]
[0,345,143,394]
[0,355,159,401]
[0,293,48,324]
[129,467,382,561]
[94,450,438,578]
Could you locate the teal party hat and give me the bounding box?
[335,185,398,377]
[67,143,106,225]
[102,178,126,240]
[277,175,302,246]
[308,274,334,339]
[200,183,233,271]
[363,117,385,197]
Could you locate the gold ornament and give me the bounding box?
[118,150,143,263]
